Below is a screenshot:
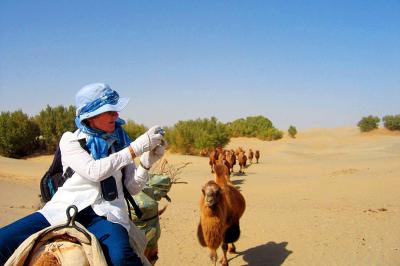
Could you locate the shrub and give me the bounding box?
[34,105,76,152]
[123,119,148,140]
[257,127,283,141]
[0,110,40,158]
[288,125,297,138]
[165,117,230,155]
[383,115,400,131]
[227,115,273,137]
[227,115,283,141]
[357,115,380,132]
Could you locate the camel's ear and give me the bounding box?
[201,185,206,195]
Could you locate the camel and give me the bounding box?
[237,152,247,174]
[255,150,260,163]
[248,149,254,164]
[209,149,219,173]
[197,164,246,265]
[225,150,236,173]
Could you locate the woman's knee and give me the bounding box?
[0,224,23,264]
[0,232,11,264]
[0,212,50,264]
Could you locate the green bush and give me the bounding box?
[257,127,283,141]
[383,115,400,131]
[34,105,76,152]
[123,119,148,140]
[0,110,40,158]
[227,115,283,141]
[227,115,273,137]
[357,115,380,132]
[288,125,297,138]
[165,117,230,155]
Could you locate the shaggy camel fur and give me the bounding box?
[28,237,90,266]
[197,164,246,265]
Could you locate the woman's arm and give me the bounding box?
[123,163,149,195]
[60,132,133,182]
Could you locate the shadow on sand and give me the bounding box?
[230,178,245,191]
[231,178,245,186]
[229,241,292,266]
[231,171,247,177]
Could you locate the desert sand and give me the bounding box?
[1,127,399,266]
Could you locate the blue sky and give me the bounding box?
[0,1,399,130]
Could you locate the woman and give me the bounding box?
[0,83,165,265]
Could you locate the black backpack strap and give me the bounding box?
[78,138,89,152]
[63,138,89,179]
[122,168,143,219]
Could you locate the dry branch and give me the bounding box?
[151,159,191,184]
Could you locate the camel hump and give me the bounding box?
[29,240,89,266]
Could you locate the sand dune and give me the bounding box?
[1,127,399,265]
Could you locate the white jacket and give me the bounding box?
[39,130,149,232]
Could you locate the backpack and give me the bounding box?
[39,139,143,218]
[39,139,88,203]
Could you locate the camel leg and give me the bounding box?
[220,243,228,266]
[228,243,236,253]
[209,249,217,265]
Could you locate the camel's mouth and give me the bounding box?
[205,198,217,207]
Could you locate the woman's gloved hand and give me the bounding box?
[130,125,165,156]
[139,145,165,170]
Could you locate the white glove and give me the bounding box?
[139,145,165,170]
[130,125,165,156]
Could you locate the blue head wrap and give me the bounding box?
[75,83,131,159]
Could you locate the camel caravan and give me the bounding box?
[208,147,260,174]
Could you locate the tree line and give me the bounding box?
[0,106,293,158]
[357,115,400,132]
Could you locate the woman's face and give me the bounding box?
[87,111,119,133]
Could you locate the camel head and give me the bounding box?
[202,181,222,207]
